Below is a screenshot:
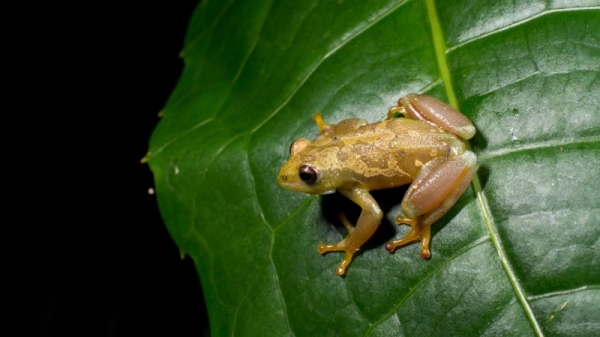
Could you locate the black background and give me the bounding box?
[29,1,209,336]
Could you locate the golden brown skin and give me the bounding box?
[278,94,477,276]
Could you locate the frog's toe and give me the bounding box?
[384,232,419,253]
[318,243,335,254]
[419,224,431,259]
[395,216,418,227]
[385,226,420,252]
[420,246,431,259]
[384,242,397,253]
[318,243,358,275]
[335,251,355,276]
[385,220,432,257]
[317,239,349,254]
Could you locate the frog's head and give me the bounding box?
[278,138,338,195]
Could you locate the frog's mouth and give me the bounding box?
[277,172,306,191]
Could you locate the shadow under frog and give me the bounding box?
[321,187,401,252]
[320,184,470,264]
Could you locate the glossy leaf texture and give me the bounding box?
[147,1,600,336]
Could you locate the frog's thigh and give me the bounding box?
[401,151,477,221]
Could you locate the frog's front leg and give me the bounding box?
[318,186,382,276]
[385,151,477,258]
[313,113,367,141]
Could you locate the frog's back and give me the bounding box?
[333,117,455,154]
[320,118,460,189]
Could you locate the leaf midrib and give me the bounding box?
[426,0,544,335]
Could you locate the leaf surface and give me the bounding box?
[148,1,600,336]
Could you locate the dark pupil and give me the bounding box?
[299,165,317,184]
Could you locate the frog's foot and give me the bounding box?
[317,243,358,276]
[384,216,431,259]
[318,213,359,275]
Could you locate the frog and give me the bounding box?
[277,94,477,276]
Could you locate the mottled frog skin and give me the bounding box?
[278,94,476,276]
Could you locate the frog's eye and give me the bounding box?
[299,165,319,185]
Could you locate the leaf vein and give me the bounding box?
[528,285,600,301]
[274,196,317,233]
[472,175,545,336]
[149,117,215,158]
[231,260,271,337]
[428,0,545,335]
[478,135,600,162]
[425,0,458,107]
[447,6,600,52]
[249,0,411,135]
[185,0,236,54]
[246,139,272,233]
[345,279,371,326]
[269,243,295,336]
[478,298,519,335]
[364,235,490,336]
[153,1,272,157]
[476,69,597,98]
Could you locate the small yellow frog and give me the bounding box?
[278,94,477,276]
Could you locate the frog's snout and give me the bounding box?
[278,173,288,186]
[277,166,304,191]
[277,166,293,189]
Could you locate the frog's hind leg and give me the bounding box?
[385,151,476,258]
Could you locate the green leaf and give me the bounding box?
[147,1,600,336]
